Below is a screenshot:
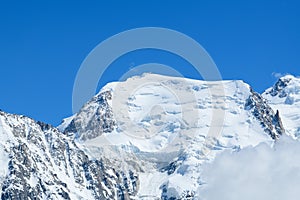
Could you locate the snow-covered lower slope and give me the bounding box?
[263,75,300,138]
[0,111,138,200]
[62,73,285,199]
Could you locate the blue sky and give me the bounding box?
[0,0,299,125]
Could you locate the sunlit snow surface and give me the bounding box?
[263,75,300,138]
[2,73,299,199]
[76,74,274,198]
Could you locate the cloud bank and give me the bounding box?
[198,135,300,200]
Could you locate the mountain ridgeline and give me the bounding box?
[1,74,299,200]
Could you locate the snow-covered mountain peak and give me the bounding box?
[61,73,286,156]
[263,75,300,138]
[264,74,300,103]
[59,74,286,199]
[0,73,293,199]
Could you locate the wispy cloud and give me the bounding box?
[272,72,289,78]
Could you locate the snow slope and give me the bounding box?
[263,75,300,138]
[62,73,284,199]
[0,111,138,199]
[0,73,291,199]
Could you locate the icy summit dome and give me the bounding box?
[57,73,286,199]
[61,73,285,155]
[279,74,299,80]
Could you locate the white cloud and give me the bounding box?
[197,135,300,200]
[272,72,287,78]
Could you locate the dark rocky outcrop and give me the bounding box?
[245,89,285,139]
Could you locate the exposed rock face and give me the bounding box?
[265,76,292,98]
[245,88,285,139]
[0,111,137,200]
[64,91,116,141]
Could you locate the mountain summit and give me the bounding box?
[0,74,297,199]
[263,75,300,138]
